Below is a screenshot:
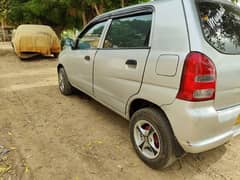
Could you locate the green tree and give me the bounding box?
[5,0,238,36]
[6,0,150,35]
[0,0,10,41]
[7,0,72,35]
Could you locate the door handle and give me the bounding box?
[84,55,90,61]
[126,59,137,66]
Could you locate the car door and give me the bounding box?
[68,21,107,95]
[94,13,153,114]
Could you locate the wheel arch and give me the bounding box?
[128,98,172,121]
[127,98,185,157]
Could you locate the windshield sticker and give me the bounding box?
[206,6,225,29]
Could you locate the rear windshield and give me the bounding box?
[196,1,240,54]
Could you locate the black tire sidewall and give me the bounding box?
[53,53,59,58]
[130,108,175,169]
[58,68,72,95]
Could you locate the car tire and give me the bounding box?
[130,107,177,169]
[53,53,59,58]
[58,67,73,95]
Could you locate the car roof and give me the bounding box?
[91,0,235,23]
[17,24,52,31]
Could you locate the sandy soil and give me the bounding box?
[1,42,240,180]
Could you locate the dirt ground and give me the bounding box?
[1,42,240,180]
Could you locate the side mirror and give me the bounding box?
[61,37,75,49]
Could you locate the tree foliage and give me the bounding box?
[2,0,239,36]
[0,0,10,20]
[4,0,148,35]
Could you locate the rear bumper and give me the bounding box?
[14,36,60,56]
[163,100,240,153]
[183,126,240,153]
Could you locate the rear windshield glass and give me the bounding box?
[196,1,240,54]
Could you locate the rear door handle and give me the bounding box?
[84,55,90,61]
[126,59,137,66]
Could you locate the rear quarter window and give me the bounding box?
[196,0,240,54]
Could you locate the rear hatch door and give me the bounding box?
[196,0,240,110]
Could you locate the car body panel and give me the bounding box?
[162,99,240,153]
[94,49,150,114]
[183,0,240,110]
[63,49,97,95]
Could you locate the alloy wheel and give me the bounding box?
[134,120,161,159]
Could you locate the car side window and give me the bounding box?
[103,14,152,49]
[77,21,106,50]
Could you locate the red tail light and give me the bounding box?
[177,52,216,102]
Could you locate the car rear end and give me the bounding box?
[13,25,60,58]
[163,0,240,153]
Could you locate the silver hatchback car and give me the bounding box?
[58,0,240,168]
